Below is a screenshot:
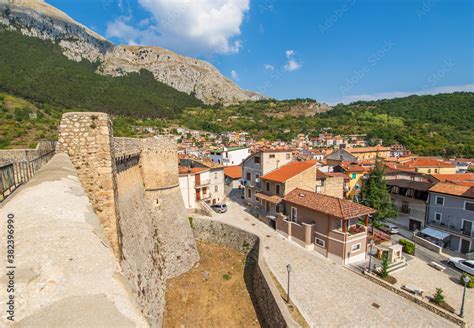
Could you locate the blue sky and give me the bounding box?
[48,0,473,104]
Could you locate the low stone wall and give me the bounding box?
[191,217,299,328]
[0,154,148,327]
[0,140,55,165]
[415,235,443,254]
[361,271,465,327]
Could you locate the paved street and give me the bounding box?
[197,196,457,327]
[388,223,463,279]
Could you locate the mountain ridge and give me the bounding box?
[0,0,265,105]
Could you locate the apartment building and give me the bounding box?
[423,182,474,255]
[316,170,349,199]
[256,160,317,226]
[210,146,250,166]
[346,146,391,160]
[242,150,293,211]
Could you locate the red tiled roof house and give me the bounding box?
[277,188,376,264]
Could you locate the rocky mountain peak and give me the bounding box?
[0,0,266,105]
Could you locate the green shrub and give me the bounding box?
[188,216,194,229]
[399,239,416,255]
[460,273,474,288]
[433,288,444,304]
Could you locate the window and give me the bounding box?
[247,189,252,199]
[246,172,251,180]
[351,173,356,179]
[314,237,325,248]
[286,153,291,159]
[435,196,444,206]
[351,243,361,251]
[214,186,218,192]
[434,212,442,221]
[427,169,431,173]
[266,182,270,192]
[406,189,414,197]
[276,203,281,213]
[269,154,275,159]
[276,184,281,195]
[290,207,297,222]
[465,202,474,211]
[254,156,261,164]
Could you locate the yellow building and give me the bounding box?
[347,146,391,160]
[404,157,456,174]
[334,162,368,200]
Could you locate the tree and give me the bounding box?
[361,158,397,227]
[380,252,389,278]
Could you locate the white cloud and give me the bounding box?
[264,64,274,71]
[283,49,301,72]
[106,16,141,45]
[107,0,250,56]
[231,69,239,81]
[336,84,474,104]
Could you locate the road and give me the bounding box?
[390,227,462,279]
[200,195,456,327]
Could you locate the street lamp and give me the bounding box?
[286,264,292,303]
[460,274,471,318]
[367,240,375,273]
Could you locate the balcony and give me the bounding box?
[195,179,210,187]
[427,220,473,237]
[330,224,367,241]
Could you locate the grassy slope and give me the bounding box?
[0,30,202,118]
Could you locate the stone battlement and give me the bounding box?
[57,112,199,326]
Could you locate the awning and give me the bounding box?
[421,227,450,240]
[255,192,282,204]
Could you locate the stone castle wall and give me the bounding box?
[57,113,198,326]
[57,113,122,257]
[0,154,148,327]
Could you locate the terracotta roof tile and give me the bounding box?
[261,160,316,183]
[284,188,376,220]
[429,182,474,198]
[405,157,455,168]
[431,173,474,183]
[178,167,208,175]
[224,165,242,179]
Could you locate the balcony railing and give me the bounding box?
[428,220,473,237]
[196,179,210,187]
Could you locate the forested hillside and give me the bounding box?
[0,31,202,118]
[0,31,472,157]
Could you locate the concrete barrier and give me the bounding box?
[415,235,443,254]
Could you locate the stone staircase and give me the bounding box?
[386,256,408,274]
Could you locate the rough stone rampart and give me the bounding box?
[57,112,122,258]
[57,113,198,326]
[0,154,148,327]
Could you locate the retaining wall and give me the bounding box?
[0,140,55,165]
[415,235,443,254]
[191,217,299,328]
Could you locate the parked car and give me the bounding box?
[447,257,474,275]
[211,204,227,213]
[378,222,399,234]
